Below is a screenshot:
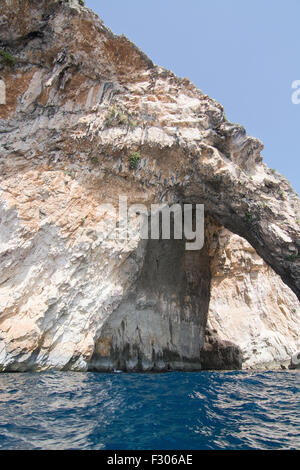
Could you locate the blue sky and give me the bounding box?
[86,0,299,194]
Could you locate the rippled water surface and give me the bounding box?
[0,371,299,449]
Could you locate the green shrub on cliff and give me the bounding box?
[104,105,138,130]
[129,151,141,169]
[0,50,16,67]
[286,253,300,262]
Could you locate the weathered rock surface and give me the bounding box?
[90,236,211,372]
[289,351,300,369]
[208,225,300,369]
[0,0,299,371]
[200,327,243,371]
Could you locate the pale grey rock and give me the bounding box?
[208,226,300,369]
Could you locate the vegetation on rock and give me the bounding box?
[0,50,16,67]
[129,151,141,169]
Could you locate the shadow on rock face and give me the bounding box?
[90,234,213,372]
[289,351,300,369]
[200,328,243,371]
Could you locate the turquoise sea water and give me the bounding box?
[0,371,299,450]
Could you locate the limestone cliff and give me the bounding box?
[0,0,299,371]
[208,226,300,369]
